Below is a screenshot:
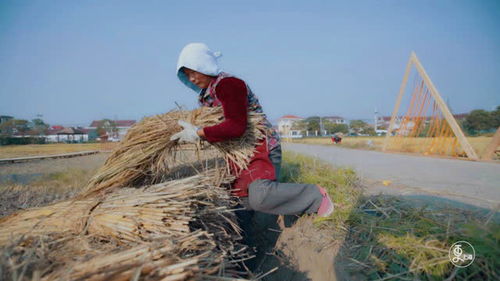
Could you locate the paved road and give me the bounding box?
[284,143,500,210]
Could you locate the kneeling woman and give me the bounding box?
[171,43,333,217]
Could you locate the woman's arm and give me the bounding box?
[202,77,248,142]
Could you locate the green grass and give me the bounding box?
[280,151,360,229]
[280,151,499,280]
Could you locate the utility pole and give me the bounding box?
[319,116,324,136]
[374,108,378,131]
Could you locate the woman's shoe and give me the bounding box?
[317,185,334,217]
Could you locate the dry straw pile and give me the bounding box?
[0,107,268,280]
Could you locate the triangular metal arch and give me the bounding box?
[481,127,500,160]
[383,52,478,160]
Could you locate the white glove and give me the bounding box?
[170,120,200,143]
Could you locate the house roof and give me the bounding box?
[453,113,468,120]
[46,128,61,135]
[280,115,303,119]
[379,113,468,122]
[46,125,65,135]
[379,116,406,121]
[324,116,345,120]
[89,120,136,127]
[57,127,87,135]
[12,130,39,136]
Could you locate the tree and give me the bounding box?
[349,120,369,134]
[96,119,118,139]
[0,119,29,136]
[31,118,49,135]
[305,116,320,132]
[323,121,348,134]
[463,109,495,135]
[492,106,500,128]
[364,127,377,136]
[0,120,14,136]
[334,124,349,134]
[291,120,307,131]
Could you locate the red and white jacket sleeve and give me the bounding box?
[203,77,248,142]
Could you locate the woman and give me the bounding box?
[171,43,333,217]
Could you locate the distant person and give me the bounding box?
[171,43,333,217]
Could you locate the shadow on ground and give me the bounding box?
[238,211,312,280]
[334,193,499,281]
[241,159,499,281]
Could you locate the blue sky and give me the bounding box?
[1,0,499,126]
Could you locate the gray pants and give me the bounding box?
[240,144,323,215]
[268,144,282,180]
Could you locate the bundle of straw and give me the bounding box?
[86,170,236,243]
[1,107,266,280]
[43,231,220,281]
[0,107,265,245]
[82,106,267,196]
[0,198,98,245]
[1,171,251,280]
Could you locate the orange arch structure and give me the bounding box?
[383,52,478,160]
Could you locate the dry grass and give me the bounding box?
[0,171,250,281]
[0,143,119,158]
[344,196,499,280]
[282,151,499,280]
[293,136,494,158]
[0,107,267,280]
[0,168,98,217]
[0,154,108,217]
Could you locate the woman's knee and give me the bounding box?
[248,179,274,211]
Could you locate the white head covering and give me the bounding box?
[176,43,222,92]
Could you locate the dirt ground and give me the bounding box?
[0,153,109,179]
[237,210,347,281]
[0,153,110,217]
[1,153,345,280]
[0,143,117,158]
[276,216,346,281]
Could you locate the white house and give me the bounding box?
[277,115,304,138]
[45,126,89,143]
[88,120,136,141]
[324,116,346,124]
[377,116,403,132]
[45,127,63,143]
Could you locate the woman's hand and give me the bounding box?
[197,128,205,138]
[170,120,201,143]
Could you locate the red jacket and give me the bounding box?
[202,77,276,197]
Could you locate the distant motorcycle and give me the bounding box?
[331,133,343,144]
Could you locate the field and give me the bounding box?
[291,136,494,159]
[0,142,118,158]
[0,153,109,217]
[0,136,493,160]
[281,152,499,280]
[0,145,498,280]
